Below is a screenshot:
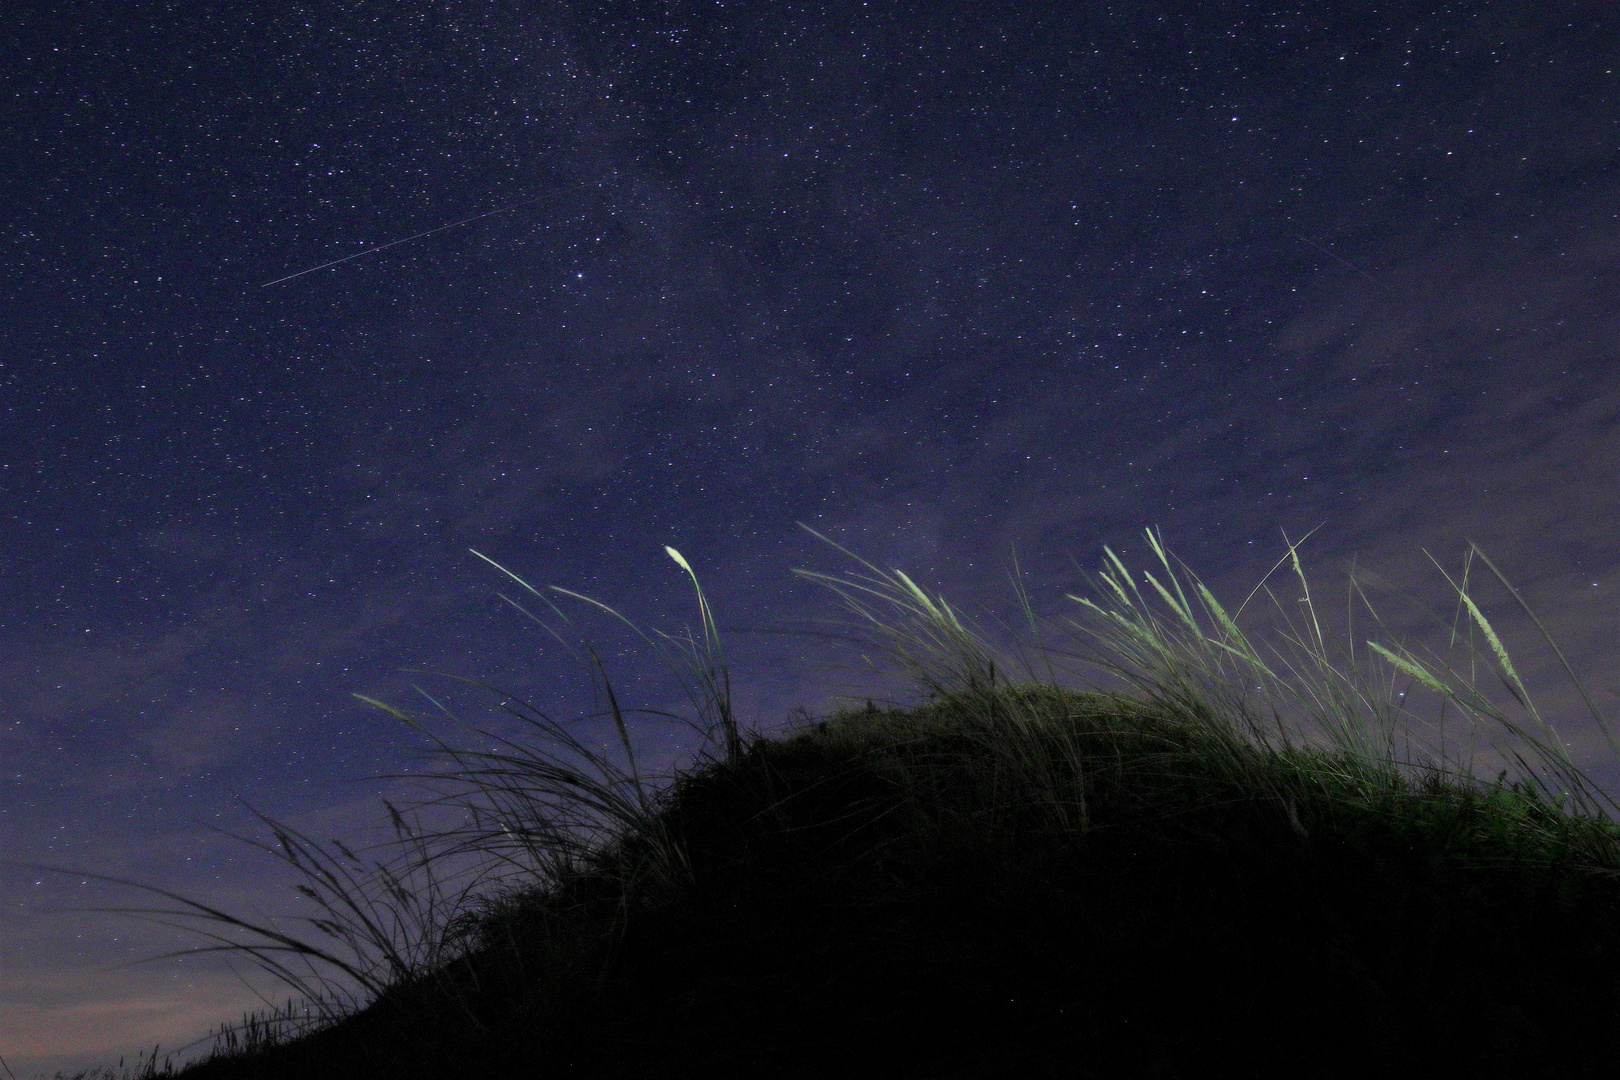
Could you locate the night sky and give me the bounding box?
[7,2,1620,1073]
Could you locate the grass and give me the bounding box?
[29,524,1620,1079]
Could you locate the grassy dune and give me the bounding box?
[49,528,1620,1079]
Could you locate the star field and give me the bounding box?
[5,3,1620,1074]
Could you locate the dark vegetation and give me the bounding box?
[45,529,1620,1078]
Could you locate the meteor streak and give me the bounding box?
[260,195,548,288]
[1292,231,1383,287]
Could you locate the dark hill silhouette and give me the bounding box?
[51,530,1620,1079]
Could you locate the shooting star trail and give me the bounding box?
[260,195,549,288]
[1292,232,1384,287]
